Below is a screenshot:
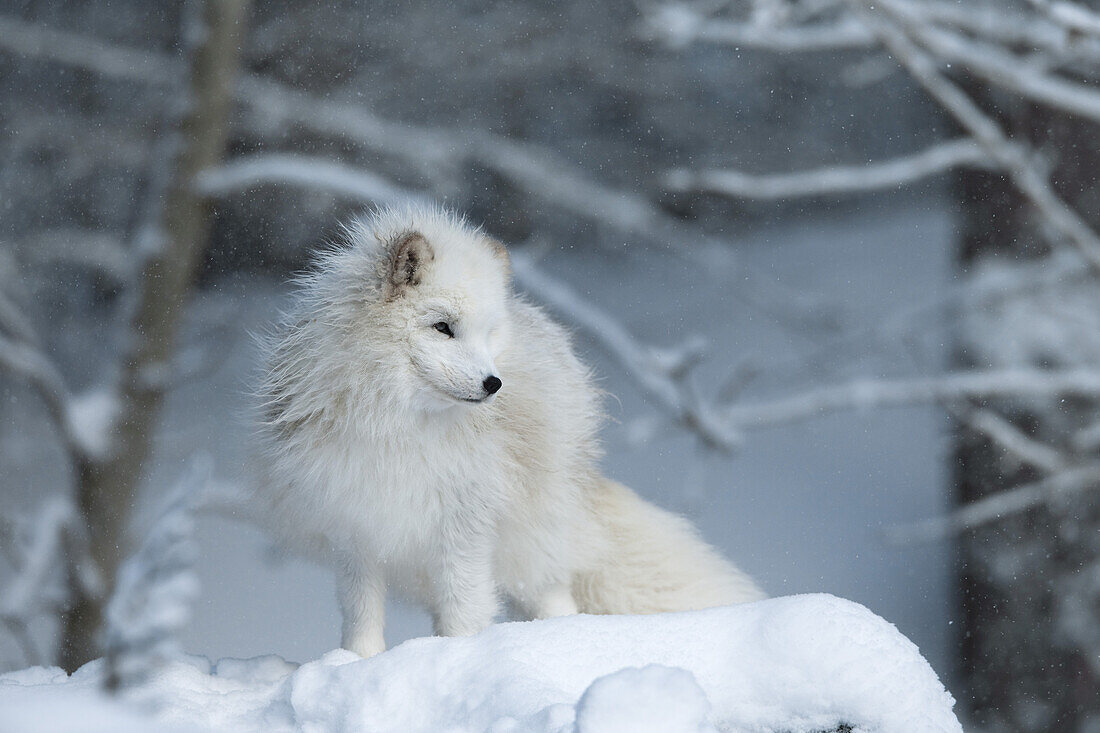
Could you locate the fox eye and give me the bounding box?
[433,321,454,338]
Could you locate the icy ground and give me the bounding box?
[0,595,961,733]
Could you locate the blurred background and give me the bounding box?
[2,0,1099,730]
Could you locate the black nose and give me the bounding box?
[483,375,502,395]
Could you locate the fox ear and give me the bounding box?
[485,237,512,280]
[385,231,434,296]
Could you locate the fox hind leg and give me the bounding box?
[532,583,578,618]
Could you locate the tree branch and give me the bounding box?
[0,287,39,346]
[511,253,736,450]
[724,370,1100,433]
[888,462,1100,542]
[0,14,730,264]
[640,5,875,51]
[1027,0,1100,38]
[0,332,99,462]
[0,498,98,667]
[955,406,1068,474]
[195,153,431,207]
[0,15,174,85]
[852,0,1100,273]
[641,0,1089,57]
[102,459,206,691]
[893,3,1100,124]
[666,138,988,200]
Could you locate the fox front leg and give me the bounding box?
[430,543,500,637]
[337,561,387,658]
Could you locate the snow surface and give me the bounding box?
[0,594,961,733]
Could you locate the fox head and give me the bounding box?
[328,207,513,413]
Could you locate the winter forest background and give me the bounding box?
[2,0,1100,730]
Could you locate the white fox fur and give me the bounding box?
[255,205,764,658]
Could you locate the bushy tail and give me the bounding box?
[574,479,765,614]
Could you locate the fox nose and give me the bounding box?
[483,375,502,395]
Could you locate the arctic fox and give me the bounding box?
[255,206,764,658]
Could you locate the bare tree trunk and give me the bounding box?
[57,0,249,673]
[955,92,1100,731]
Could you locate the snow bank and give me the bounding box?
[0,594,961,733]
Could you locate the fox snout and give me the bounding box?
[483,375,502,395]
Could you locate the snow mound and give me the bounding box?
[0,594,961,733]
[573,665,715,733]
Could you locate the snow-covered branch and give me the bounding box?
[1027,0,1100,37]
[889,462,1100,542]
[917,1,1075,50]
[238,77,737,261]
[196,153,431,208]
[0,334,71,439]
[645,0,1100,272]
[3,501,77,618]
[640,5,874,51]
[0,285,38,346]
[892,3,1100,124]
[852,0,1100,273]
[0,498,101,668]
[19,229,134,288]
[957,407,1068,475]
[102,461,205,691]
[0,15,174,84]
[666,139,988,200]
[0,308,110,462]
[241,75,689,252]
[0,14,731,263]
[469,135,679,248]
[511,253,736,450]
[723,369,1100,433]
[0,271,112,668]
[642,1,1100,61]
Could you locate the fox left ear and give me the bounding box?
[385,231,434,296]
[485,237,512,281]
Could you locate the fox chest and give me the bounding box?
[323,430,512,561]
